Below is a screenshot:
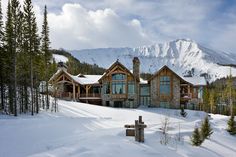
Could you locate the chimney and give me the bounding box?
[133,57,140,81]
[58,61,68,71]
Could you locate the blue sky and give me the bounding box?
[2,0,236,53]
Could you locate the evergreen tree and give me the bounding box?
[200,116,213,139]
[227,114,236,135]
[209,90,216,113]
[0,0,5,112]
[203,87,210,112]
[4,0,14,114]
[23,0,40,115]
[11,0,22,116]
[41,5,51,110]
[191,127,203,146]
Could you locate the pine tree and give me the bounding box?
[203,87,210,112]
[191,127,203,146]
[4,0,14,114]
[200,116,213,139]
[11,0,22,116]
[23,0,40,115]
[209,90,215,113]
[0,0,5,112]
[227,114,236,135]
[41,5,51,110]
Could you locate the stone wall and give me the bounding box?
[150,74,181,108]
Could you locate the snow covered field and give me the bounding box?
[0,100,235,157]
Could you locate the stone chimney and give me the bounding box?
[58,61,68,71]
[133,57,140,81]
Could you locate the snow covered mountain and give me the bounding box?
[69,39,236,82]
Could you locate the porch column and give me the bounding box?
[187,85,190,98]
[78,86,80,98]
[73,82,76,101]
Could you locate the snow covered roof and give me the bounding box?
[149,65,207,86]
[49,69,102,85]
[182,76,207,86]
[73,74,103,85]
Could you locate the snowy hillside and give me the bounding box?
[53,54,68,63]
[0,100,235,157]
[69,39,236,82]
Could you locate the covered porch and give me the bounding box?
[49,69,102,105]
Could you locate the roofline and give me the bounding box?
[148,65,193,86]
[98,60,138,82]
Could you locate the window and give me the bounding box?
[112,82,126,94]
[111,73,126,94]
[128,81,135,94]
[112,74,126,80]
[160,76,170,95]
[93,86,100,94]
[103,83,110,94]
[160,101,170,108]
[140,85,150,96]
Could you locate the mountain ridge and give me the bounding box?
[68,39,236,82]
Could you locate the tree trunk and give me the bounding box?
[30,57,34,116]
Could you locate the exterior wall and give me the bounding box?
[171,75,180,108]
[101,71,139,108]
[150,69,181,108]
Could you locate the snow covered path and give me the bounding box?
[0,100,235,157]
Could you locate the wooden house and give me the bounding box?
[98,58,140,108]
[49,59,206,109]
[48,62,102,105]
[148,65,206,109]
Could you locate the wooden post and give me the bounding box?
[73,82,76,101]
[187,85,190,97]
[78,86,80,98]
[135,120,139,142]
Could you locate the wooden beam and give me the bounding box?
[73,82,76,101]
[78,86,80,98]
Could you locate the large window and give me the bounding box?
[112,73,126,94]
[140,85,150,96]
[160,76,170,95]
[112,74,126,80]
[112,82,126,94]
[103,82,110,94]
[128,81,135,94]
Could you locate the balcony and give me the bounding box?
[79,93,101,99]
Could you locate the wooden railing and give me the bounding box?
[80,93,101,98]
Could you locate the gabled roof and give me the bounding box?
[148,65,190,84]
[49,69,102,85]
[148,65,206,86]
[98,60,138,82]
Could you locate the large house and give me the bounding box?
[49,58,206,109]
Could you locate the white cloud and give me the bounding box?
[1,0,236,53]
[46,3,151,49]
